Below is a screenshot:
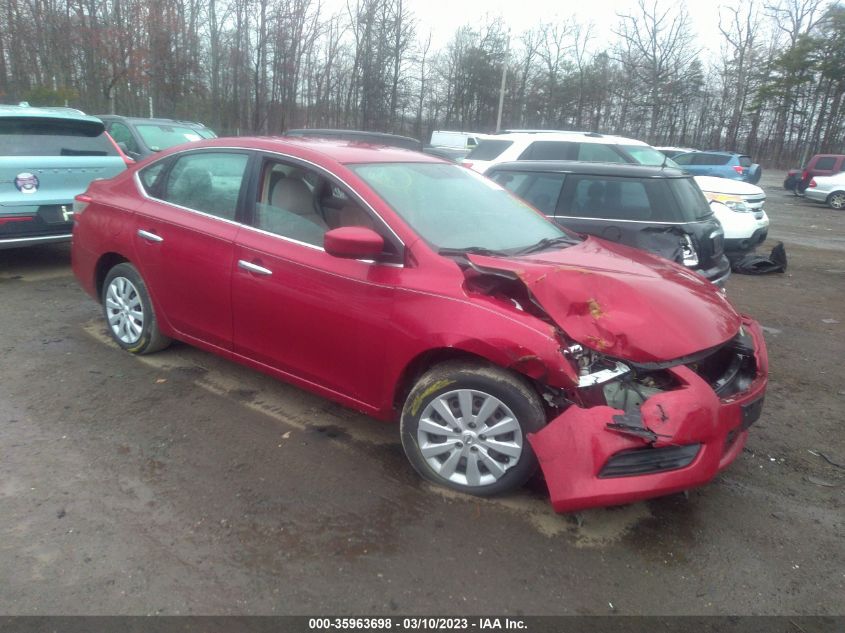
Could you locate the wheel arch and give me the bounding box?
[94,252,131,302]
[826,190,845,208]
[391,346,550,421]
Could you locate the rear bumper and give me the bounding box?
[0,207,74,249]
[694,254,731,286]
[528,316,768,513]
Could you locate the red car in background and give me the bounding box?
[71,137,768,513]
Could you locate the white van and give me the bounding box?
[429,130,487,150]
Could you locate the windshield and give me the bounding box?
[620,144,679,168]
[136,124,215,151]
[350,162,573,253]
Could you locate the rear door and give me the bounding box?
[131,149,252,349]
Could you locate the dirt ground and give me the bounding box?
[0,172,843,616]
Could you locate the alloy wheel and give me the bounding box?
[105,276,144,344]
[829,192,845,210]
[417,389,523,488]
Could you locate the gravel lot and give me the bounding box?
[0,173,843,616]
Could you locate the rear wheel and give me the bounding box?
[102,263,171,354]
[827,191,845,210]
[400,361,546,496]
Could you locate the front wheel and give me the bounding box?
[400,361,546,496]
[828,191,845,210]
[102,263,171,354]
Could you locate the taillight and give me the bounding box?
[802,170,809,180]
[0,216,34,226]
[733,165,744,174]
[73,194,93,215]
[809,179,817,188]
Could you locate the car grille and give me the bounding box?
[744,195,766,211]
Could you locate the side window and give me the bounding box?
[578,144,627,163]
[108,122,140,154]
[673,153,694,166]
[814,156,836,170]
[160,152,249,221]
[488,171,531,195]
[519,141,577,161]
[139,161,167,195]
[253,160,398,259]
[519,174,565,215]
[559,177,657,221]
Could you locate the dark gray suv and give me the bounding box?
[97,115,216,161]
[486,161,730,285]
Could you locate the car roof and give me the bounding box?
[0,103,101,124]
[486,160,688,179]
[96,114,210,128]
[487,131,649,146]
[162,136,443,165]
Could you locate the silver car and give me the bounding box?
[803,172,845,209]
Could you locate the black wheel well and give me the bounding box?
[94,253,130,301]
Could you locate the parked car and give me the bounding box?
[461,131,673,173]
[694,176,770,257]
[72,137,768,513]
[655,146,698,159]
[673,151,762,184]
[97,115,217,161]
[285,128,422,151]
[784,154,845,193]
[485,161,730,285]
[430,130,488,151]
[803,172,845,209]
[0,104,127,249]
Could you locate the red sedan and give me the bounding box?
[71,137,768,512]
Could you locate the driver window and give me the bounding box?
[254,160,380,249]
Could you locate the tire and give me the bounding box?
[102,263,171,354]
[827,191,845,210]
[783,176,796,190]
[400,361,546,496]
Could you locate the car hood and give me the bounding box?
[694,176,764,196]
[467,237,741,363]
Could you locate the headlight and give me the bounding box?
[707,193,750,212]
[564,344,631,387]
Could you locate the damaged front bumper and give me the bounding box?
[528,316,769,513]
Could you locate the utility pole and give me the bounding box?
[496,31,511,133]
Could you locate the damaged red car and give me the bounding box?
[71,138,768,512]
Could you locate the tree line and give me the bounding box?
[1,0,842,167]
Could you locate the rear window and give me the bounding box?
[739,156,752,167]
[558,176,676,221]
[0,118,117,156]
[466,140,513,161]
[619,145,678,167]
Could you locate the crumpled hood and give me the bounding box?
[468,237,741,363]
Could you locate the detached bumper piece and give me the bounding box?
[528,317,769,513]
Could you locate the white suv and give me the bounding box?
[461,131,672,173]
[694,176,770,257]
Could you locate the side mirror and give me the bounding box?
[324,226,385,259]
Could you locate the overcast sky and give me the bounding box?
[385,0,743,54]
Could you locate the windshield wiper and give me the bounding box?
[513,235,579,255]
[438,246,509,257]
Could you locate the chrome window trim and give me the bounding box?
[133,146,406,267]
